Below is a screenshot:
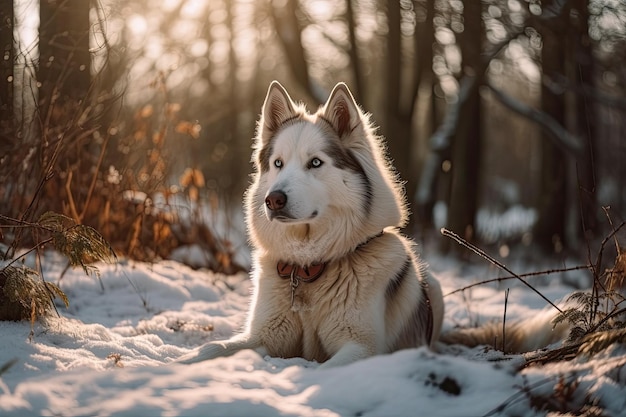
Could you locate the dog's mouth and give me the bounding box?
[267,210,318,223]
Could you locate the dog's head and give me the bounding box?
[245,81,407,263]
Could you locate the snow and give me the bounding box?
[1,250,625,416]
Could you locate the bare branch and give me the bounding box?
[486,83,583,156]
[549,73,626,110]
[417,0,573,207]
[441,228,563,313]
[444,264,592,297]
[502,288,510,353]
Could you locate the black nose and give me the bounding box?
[265,190,287,211]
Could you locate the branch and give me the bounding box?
[444,264,591,297]
[2,237,55,270]
[79,129,110,222]
[416,26,526,208]
[441,228,563,313]
[65,171,81,222]
[593,220,626,282]
[430,75,480,151]
[589,307,626,334]
[486,83,583,156]
[549,73,626,110]
[416,0,573,207]
[502,288,510,353]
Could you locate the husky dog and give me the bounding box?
[178,81,444,368]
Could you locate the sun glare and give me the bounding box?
[127,14,148,37]
[181,0,207,18]
[308,0,334,21]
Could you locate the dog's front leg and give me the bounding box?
[318,341,375,369]
[176,283,301,364]
[175,333,262,364]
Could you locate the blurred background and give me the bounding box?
[1,0,625,271]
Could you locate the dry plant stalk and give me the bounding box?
[443,215,626,364]
[0,211,116,324]
[0,265,68,321]
[440,228,562,313]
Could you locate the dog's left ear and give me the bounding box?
[323,83,361,138]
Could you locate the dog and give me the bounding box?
[177,81,444,368]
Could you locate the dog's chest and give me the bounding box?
[288,266,371,318]
[289,282,327,313]
[289,285,339,362]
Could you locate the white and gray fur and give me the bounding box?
[177,81,444,368]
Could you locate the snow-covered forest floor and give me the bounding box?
[1,236,625,417]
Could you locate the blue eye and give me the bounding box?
[309,157,323,169]
[274,159,283,169]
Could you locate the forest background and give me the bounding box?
[1,0,625,272]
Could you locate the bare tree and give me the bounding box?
[346,0,364,102]
[383,0,406,175]
[38,0,91,132]
[444,0,484,251]
[569,0,597,241]
[413,0,440,232]
[533,0,569,252]
[271,0,321,103]
[0,1,12,143]
[383,0,424,220]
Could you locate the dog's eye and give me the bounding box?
[309,157,323,169]
[274,159,283,169]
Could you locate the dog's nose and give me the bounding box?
[265,190,287,211]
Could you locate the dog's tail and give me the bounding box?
[440,309,569,353]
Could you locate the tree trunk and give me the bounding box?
[271,0,321,104]
[37,0,92,222]
[384,0,414,227]
[413,0,438,232]
[39,0,91,130]
[383,0,403,169]
[444,0,483,253]
[570,0,597,242]
[0,1,12,143]
[224,0,238,192]
[534,2,568,253]
[346,0,363,102]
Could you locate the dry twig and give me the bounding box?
[441,228,562,313]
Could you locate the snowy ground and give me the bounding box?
[1,248,625,416]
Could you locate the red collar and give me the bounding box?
[276,231,384,285]
[277,262,326,283]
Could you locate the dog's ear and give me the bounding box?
[261,81,296,133]
[323,83,361,138]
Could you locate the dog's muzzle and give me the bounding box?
[265,190,287,211]
[265,190,292,221]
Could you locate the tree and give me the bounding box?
[346,0,364,102]
[271,0,321,103]
[383,0,422,222]
[35,0,97,225]
[0,1,12,143]
[413,0,438,231]
[569,0,597,242]
[533,0,569,253]
[444,0,484,251]
[38,0,90,129]
[2,0,96,257]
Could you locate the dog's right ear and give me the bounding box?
[261,81,296,134]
